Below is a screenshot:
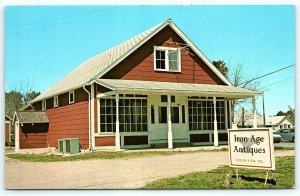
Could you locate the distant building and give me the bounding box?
[234,109,294,131]
[5,115,12,145]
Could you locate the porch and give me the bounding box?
[92,79,261,150]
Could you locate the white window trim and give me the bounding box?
[154,46,181,72]
[42,100,46,110]
[69,90,75,104]
[54,96,59,107]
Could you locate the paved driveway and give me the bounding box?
[5,150,294,189]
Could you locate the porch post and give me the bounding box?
[225,100,228,130]
[228,100,232,129]
[213,97,218,147]
[115,93,121,151]
[15,121,20,153]
[252,97,257,128]
[167,95,173,149]
[91,83,95,150]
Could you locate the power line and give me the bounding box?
[238,64,294,86]
[6,6,139,36]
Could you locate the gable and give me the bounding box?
[32,19,231,103]
[103,26,225,85]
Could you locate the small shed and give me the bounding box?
[14,111,49,150]
[5,115,12,145]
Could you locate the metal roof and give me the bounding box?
[33,18,233,103]
[15,111,49,124]
[96,79,260,98]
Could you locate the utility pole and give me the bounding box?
[242,107,245,128]
[262,91,266,126]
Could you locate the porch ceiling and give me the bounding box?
[95,79,261,98]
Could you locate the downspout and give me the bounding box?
[83,84,92,151]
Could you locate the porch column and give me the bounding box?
[213,97,218,147]
[228,100,232,129]
[115,94,121,151]
[91,83,95,150]
[252,97,257,128]
[167,95,173,149]
[225,100,228,130]
[15,121,20,153]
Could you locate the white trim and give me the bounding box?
[167,95,173,149]
[90,84,95,149]
[97,91,116,98]
[115,94,121,151]
[14,113,20,153]
[68,90,75,104]
[54,96,59,107]
[213,97,219,147]
[97,97,100,133]
[154,46,181,72]
[42,100,46,111]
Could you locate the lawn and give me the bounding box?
[143,156,295,189]
[5,146,293,162]
[6,148,228,162]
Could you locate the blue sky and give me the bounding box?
[5,5,295,116]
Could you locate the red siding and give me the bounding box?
[5,122,10,145]
[46,101,89,149]
[104,26,225,85]
[19,124,48,149]
[95,136,115,146]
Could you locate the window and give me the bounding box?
[42,100,46,110]
[154,46,181,72]
[158,106,180,124]
[151,105,155,124]
[182,105,185,123]
[188,99,225,131]
[171,107,179,123]
[69,91,75,104]
[159,106,168,123]
[100,95,148,132]
[54,96,59,107]
[161,95,175,103]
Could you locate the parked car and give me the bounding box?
[273,128,295,142]
[273,134,282,143]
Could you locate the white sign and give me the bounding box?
[228,128,275,170]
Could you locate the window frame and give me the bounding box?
[54,96,59,108]
[69,90,75,104]
[154,46,181,72]
[42,100,46,110]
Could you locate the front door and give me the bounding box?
[148,95,189,145]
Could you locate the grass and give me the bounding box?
[143,156,295,189]
[6,145,294,163]
[6,148,228,162]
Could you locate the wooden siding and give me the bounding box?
[104,26,225,85]
[46,101,89,149]
[5,122,10,145]
[95,136,115,146]
[19,124,48,149]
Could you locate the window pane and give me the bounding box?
[161,95,168,102]
[151,106,155,124]
[182,105,185,123]
[159,107,167,123]
[171,107,179,123]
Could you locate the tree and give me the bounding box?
[212,60,228,78]
[276,111,285,116]
[213,61,260,126]
[5,81,41,117]
[5,91,23,118]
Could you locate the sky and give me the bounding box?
[5,5,295,116]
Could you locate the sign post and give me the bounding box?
[227,128,275,185]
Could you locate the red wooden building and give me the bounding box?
[14,19,260,152]
[5,115,12,146]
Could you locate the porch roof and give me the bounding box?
[95,79,261,98]
[15,111,49,124]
